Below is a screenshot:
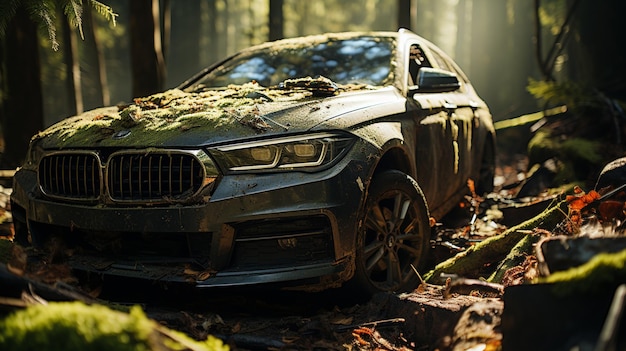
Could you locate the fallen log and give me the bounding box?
[486,232,541,284]
[424,200,567,284]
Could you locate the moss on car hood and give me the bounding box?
[34,79,374,149]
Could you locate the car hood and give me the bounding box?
[33,82,403,150]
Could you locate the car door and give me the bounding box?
[404,41,457,212]
[425,45,477,199]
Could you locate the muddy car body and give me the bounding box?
[11,29,495,295]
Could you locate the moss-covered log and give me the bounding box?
[423,200,567,284]
[486,233,540,284]
[534,247,626,297]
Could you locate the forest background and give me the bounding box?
[0,0,624,170]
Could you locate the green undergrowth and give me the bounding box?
[0,302,228,351]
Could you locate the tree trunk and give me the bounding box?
[0,7,44,168]
[269,0,284,41]
[130,0,166,98]
[83,6,110,107]
[161,0,171,64]
[455,0,470,70]
[414,0,434,39]
[205,0,218,65]
[168,1,201,86]
[295,1,308,36]
[572,0,626,99]
[397,0,411,30]
[62,12,82,115]
[469,0,508,116]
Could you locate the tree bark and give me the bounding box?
[83,6,110,107]
[397,0,411,30]
[0,7,44,168]
[168,1,201,86]
[161,0,171,64]
[205,0,218,65]
[424,201,567,284]
[61,14,82,115]
[130,0,166,98]
[269,0,284,41]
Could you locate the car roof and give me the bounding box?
[240,31,402,52]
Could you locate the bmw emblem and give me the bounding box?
[112,130,131,139]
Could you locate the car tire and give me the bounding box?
[12,219,31,247]
[477,140,495,195]
[349,170,431,297]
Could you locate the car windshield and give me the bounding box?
[187,36,395,90]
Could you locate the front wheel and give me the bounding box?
[349,170,431,296]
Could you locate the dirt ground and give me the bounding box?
[0,184,509,351]
[2,157,625,351]
[0,168,508,351]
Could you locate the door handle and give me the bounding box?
[443,102,457,110]
[443,102,457,116]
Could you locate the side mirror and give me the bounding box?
[411,67,460,93]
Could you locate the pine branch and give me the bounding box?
[0,0,21,37]
[24,0,59,51]
[64,0,84,40]
[89,0,118,27]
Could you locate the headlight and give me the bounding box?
[211,132,354,173]
[22,142,45,171]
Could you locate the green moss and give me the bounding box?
[32,84,321,148]
[487,233,540,284]
[526,79,591,107]
[0,302,228,351]
[424,200,567,284]
[535,248,626,296]
[527,129,602,184]
[560,137,602,164]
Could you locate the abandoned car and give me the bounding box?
[11,29,495,295]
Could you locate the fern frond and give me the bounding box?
[89,0,117,26]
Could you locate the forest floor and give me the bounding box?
[1,156,625,351]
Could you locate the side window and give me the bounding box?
[429,49,453,72]
[428,47,467,91]
[407,43,431,86]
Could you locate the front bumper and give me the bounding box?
[11,151,370,290]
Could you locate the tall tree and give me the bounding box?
[168,1,201,86]
[0,7,43,168]
[130,0,166,97]
[571,0,626,99]
[61,12,83,115]
[397,0,411,29]
[204,0,218,65]
[82,5,110,107]
[469,0,509,117]
[0,0,116,168]
[269,0,284,41]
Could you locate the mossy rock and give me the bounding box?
[0,302,229,351]
[534,247,626,297]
